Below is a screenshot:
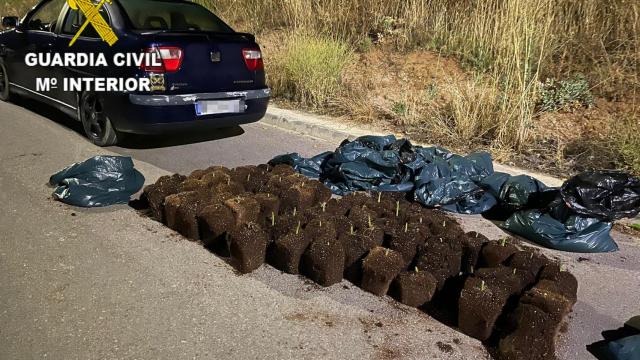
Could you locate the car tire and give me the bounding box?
[0,59,12,102]
[79,92,119,147]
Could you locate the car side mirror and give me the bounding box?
[2,16,19,30]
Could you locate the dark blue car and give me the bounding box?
[0,0,270,146]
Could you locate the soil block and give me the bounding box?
[387,226,422,267]
[361,247,405,296]
[300,235,345,287]
[498,302,560,360]
[391,270,437,307]
[143,174,186,222]
[415,238,463,289]
[269,164,296,176]
[480,240,519,267]
[228,223,269,274]
[164,191,199,231]
[461,232,490,274]
[347,205,378,230]
[539,265,578,302]
[458,276,510,341]
[198,203,235,255]
[340,229,382,284]
[224,195,261,227]
[498,264,579,360]
[310,181,333,204]
[230,165,257,186]
[507,251,552,285]
[254,193,281,226]
[268,229,311,274]
[280,182,318,212]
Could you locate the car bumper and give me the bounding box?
[104,88,271,134]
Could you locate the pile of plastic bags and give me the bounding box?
[271,135,640,253]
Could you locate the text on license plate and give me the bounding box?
[195,99,244,116]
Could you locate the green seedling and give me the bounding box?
[321,202,327,213]
[368,215,374,229]
[279,176,282,182]
[246,174,251,182]
[227,177,231,185]
[530,252,534,259]
[396,201,400,217]
[500,238,507,247]
[439,237,443,243]
[295,221,301,235]
[513,268,517,275]
[480,280,486,291]
[350,224,355,236]
[378,193,382,203]
[631,223,640,231]
[319,220,323,227]
[293,207,297,217]
[443,220,446,228]
[271,211,276,227]
[419,217,423,224]
[404,222,409,233]
[560,264,566,272]
[385,248,390,256]
[414,266,420,273]
[475,233,479,238]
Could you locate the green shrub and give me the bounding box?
[539,74,594,112]
[392,101,408,116]
[270,33,352,109]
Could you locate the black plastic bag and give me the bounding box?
[561,171,640,221]
[49,156,145,208]
[602,335,640,360]
[502,203,618,253]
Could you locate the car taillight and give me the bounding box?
[141,46,184,73]
[242,48,264,71]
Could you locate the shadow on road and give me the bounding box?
[11,96,85,136]
[117,126,245,149]
[10,96,245,149]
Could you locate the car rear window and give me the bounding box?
[118,0,233,32]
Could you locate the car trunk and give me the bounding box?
[142,32,265,94]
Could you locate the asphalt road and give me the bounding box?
[1,98,639,360]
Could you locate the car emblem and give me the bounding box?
[210,51,221,63]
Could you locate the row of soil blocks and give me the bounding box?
[140,164,577,360]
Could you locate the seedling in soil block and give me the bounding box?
[301,236,345,287]
[229,223,269,274]
[632,223,640,231]
[391,270,437,307]
[459,277,510,341]
[361,247,405,296]
[268,222,311,275]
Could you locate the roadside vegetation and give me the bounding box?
[2,0,638,175]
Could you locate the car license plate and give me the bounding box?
[195,99,243,116]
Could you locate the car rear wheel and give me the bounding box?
[80,92,119,147]
[0,60,12,102]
